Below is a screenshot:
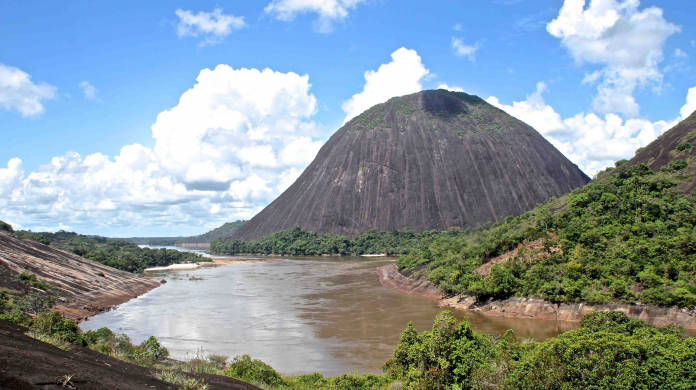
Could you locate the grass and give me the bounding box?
[28,331,72,351]
[155,370,209,390]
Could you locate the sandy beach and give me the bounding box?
[143,255,276,272]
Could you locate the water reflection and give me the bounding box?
[81,257,577,376]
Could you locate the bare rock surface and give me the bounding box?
[376,263,444,298]
[0,231,159,321]
[232,89,589,241]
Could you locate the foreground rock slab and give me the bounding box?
[0,231,159,321]
[0,319,260,390]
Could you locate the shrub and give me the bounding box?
[225,354,285,387]
[30,312,84,345]
[141,335,169,360]
[18,271,50,291]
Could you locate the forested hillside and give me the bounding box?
[398,111,696,308]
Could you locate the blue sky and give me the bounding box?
[1,0,695,236]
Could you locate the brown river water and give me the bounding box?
[81,256,577,376]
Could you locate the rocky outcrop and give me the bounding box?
[0,231,159,321]
[232,89,589,241]
[376,263,445,298]
[377,263,696,329]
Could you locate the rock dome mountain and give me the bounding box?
[231,89,590,241]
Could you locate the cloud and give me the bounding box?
[0,63,56,117]
[451,37,480,61]
[341,47,429,123]
[681,87,696,119]
[547,0,679,117]
[175,8,246,45]
[437,83,464,92]
[78,81,99,101]
[264,0,367,33]
[0,65,323,235]
[674,48,688,58]
[486,82,690,176]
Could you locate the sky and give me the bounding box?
[1,0,695,237]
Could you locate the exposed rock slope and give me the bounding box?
[630,110,696,192]
[0,231,159,321]
[233,89,589,241]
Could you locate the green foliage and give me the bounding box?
[18,271,50,290]
[398,162,696,308]
[384,311,495,389]
[505,312,696,390]
[155,370,209,390]
[676,142,692,152]
[211,227,468,256]
[30,311,85,345]
[225,354,285,387]
[0,220,13,232]
[17,230,207,273]
[384,311,696,390]
[142,335,169,360]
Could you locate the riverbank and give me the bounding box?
[377,263,696,330]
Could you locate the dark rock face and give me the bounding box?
[232,90,590,241]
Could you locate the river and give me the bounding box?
[81,255,577,376]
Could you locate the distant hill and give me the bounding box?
[397,110,696,309]
[232,89,589,241]
[177,220,246,244]
[116,220,246,246]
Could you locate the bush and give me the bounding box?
[141,335,169,360]
[225,354,285,387]
[0,220,13,232]
[30,312,84,345]
[384,311,494,389]
[18,271,50,291]
[505,312,696,390]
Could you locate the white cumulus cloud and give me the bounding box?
[486,82,693,176]
[175,8,246,46]
[437,83,464,92]
[0,65,323,235]
[341,47,429,123]
[0,64,56,117]
[681,87,696,119]
[78,81,99,101]
[264,0,367,33]
[547,0,679,117]
[451,37,480,62]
